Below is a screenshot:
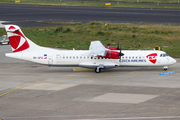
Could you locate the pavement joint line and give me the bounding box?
[1,68,179,74]
[0,71,131,97]
[0,73,117,97]
[2,115,180,120]
[0,69,179,97]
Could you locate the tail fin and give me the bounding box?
[5,25,39,52]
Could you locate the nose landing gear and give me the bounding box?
[163,66,168,71]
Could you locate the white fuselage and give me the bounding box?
[6,47,177,69]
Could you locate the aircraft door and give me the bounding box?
[157,57,161,64]
[48,56,53,65]
[157,54,162,64]
[56,54,61,64]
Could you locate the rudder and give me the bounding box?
[5,25,39,53]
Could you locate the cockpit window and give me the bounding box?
[160,53,169,57]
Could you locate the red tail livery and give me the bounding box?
[7,25,29,52]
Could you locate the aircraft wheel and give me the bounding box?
[164,68,167,71]
[163,66,168,71]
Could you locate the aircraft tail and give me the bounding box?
[5,25,39,53]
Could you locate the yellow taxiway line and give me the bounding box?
[0,73,110,97]
[72,68,94,72]
[0,69,179,97]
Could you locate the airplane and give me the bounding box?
[4,25,177,73]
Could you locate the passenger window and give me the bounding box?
[66,56,68,59]
[76,56,78,59]
[73,56,75,59]
[80,56,82,59]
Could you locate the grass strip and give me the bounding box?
[0,0,180,9]
[81,0,180,4]
[0,22,180,58]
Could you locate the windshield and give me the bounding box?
[160,53,169,57]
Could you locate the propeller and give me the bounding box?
[117,42,120,50]
[117,42,124,60]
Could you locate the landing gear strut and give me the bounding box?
[95,68,101,73]
[95,65,104,73]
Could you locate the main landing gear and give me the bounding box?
[95,68,102,73]
[95,65,104,73]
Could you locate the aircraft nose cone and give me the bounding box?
[172,58,177,64]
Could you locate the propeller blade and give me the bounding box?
[119,45,121,60]
[117,42,120,50]
[119,45,124,60]
[119,45,124,56]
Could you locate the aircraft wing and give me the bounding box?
[79,62,119,69]
[89,41,107,57]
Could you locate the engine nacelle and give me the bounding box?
[103,50,119,59]
[105,46,117,50]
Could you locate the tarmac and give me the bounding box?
[1,3,180,27]
[1,45,180,120]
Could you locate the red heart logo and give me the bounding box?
[146,53,157,64]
